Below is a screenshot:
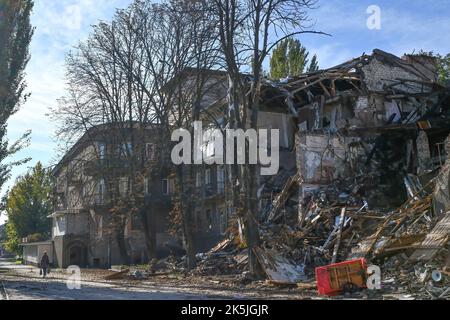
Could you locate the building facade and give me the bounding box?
[49,124,176,268]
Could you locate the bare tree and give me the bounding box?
[135,0,223,269]
[51,0,222,267]
[51,3,163,262]
[211,0,324,277]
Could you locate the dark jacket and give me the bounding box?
[40,254,50,268]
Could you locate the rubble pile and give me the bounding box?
[143,239,249,276]
[255,142,449,297]
[190,142,450,298]
[380,244,450,299]
[144,255,191,274]
[191,239,248,276]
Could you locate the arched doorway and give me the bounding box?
[68,242,87,267]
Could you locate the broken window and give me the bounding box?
[118,142,133,158]
[205,168,211,186]
[204,140,215,158]
[217,166,225,194]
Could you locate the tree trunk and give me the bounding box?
[140,206,156,261]
[245,73,264,278]
[184,201,196,270]
[245,163,264,278]
[116,218,130,265]
[176,165,196,270]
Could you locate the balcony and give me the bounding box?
[84,158,132,176]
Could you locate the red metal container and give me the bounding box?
[315,259,368,296]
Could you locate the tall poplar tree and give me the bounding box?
[308,53,319,72]
[269,37,319,79]
[0,0,34,192]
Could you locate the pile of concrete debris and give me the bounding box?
[265,144,448,298]
[191,239,248,276]
[189,158,449,298]
[120,239,248,277]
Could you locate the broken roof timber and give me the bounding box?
[275,49,441,100]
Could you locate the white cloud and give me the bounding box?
[63,5,83,30]
[377,7,450,55]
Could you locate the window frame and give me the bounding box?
[162,178,169,195]
[97,179,105,204]
[146,143,156,161]
[217,166,225,193]
[205,168,211,186]
[98,143,106,160]
[195,171,202,188]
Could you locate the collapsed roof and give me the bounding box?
[260,49,450,134]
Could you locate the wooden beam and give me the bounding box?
[331,208,346,264]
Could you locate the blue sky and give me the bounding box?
[1,0,450,223]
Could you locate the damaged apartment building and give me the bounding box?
[196,49,450,223]
[168,49,450,254]
[40,49,450,272]
[187,50,450,286]
[275,49,450,218]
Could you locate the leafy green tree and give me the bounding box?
[4,162,52,254]
[5,222,20,254]
[435,53,450,85]
[0,0,34,193]
[308,54,319,72]
[269,38,319,79]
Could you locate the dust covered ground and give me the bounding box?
[0,259,318,300]
[2,259,444,300]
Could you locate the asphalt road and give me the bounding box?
[0,258,232,300]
